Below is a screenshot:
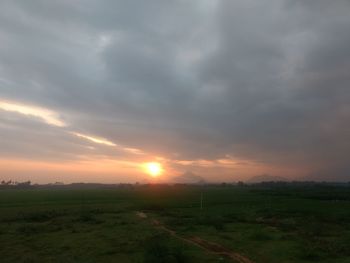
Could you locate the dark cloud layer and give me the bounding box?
[0,0,349,181]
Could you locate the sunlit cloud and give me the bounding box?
[174,159,222,167]
[0,100,66,127]
[72,132,117,147]
[173,157,257,168]
[72,132,145,156]
[123,147,144,155]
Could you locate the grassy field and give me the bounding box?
[0,184,349,262]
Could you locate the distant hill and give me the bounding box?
[247,174,288,183]
[172,171,206,184]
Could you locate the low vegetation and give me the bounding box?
[0,183,349,262]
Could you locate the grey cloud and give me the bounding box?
[0,0,349,181]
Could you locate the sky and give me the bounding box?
[0,0,349,183]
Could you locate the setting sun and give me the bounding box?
[144,162,163,177]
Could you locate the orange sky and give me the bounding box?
[0,157,304,184]
[0,100,304,183]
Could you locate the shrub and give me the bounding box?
[143,234,189,263]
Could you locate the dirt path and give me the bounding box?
[136,212,254,263]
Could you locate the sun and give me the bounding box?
[144,162,163,177]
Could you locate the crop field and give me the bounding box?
[0,184,349,263]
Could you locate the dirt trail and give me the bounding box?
[136,212,254,263]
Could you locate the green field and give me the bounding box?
[0,184,349,263]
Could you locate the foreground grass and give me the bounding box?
[0,184,349,262]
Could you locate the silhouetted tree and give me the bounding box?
[237,181,245,186]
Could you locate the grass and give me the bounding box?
[0,184,349,262]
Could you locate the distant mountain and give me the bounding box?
[247,174,288,183]
[172,171,206,184]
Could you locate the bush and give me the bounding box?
[249,228,272,241]
[76,212,101,224]
[298,242,323,261]
[196,215,226,231]
[17,224,39,235]
[17,210,60,222]
[143,234,189,263]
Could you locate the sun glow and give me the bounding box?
[144,162,163,177]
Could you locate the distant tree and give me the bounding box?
[17,181,31,187]
[24,181,31,186]
[237,181,245,186]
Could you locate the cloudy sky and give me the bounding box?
[0,0,349,183]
